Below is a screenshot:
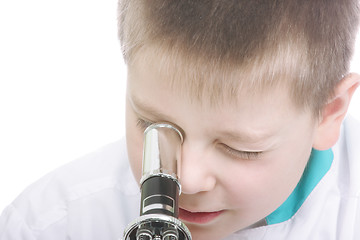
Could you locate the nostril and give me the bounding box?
[180,174,216,195]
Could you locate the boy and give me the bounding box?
[1,0,360,239]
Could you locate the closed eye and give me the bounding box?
[218,143,263,160]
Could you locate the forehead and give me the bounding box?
[128,43,299,108]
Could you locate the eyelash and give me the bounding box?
[136,118,153,130]
[219,143,262,160]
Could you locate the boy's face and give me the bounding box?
[125,51,318,240]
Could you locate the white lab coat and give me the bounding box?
[1,116,360,240]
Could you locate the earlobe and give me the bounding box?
[313,73,360,150]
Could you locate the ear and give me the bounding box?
[313,73,360,150]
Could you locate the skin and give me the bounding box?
[125,49,360,240]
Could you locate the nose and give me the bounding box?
[179,140,216,195]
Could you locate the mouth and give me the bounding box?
[179,208,224,224]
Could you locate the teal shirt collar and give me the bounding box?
[265,148,334,225]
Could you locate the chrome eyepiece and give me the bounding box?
[123,123,192,240]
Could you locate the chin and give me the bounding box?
[186,224,229,240]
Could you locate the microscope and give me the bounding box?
[123,123,192,240]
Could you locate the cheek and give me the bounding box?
[221,145,311,212]
[125,103,143,183]
[221,163,277,206]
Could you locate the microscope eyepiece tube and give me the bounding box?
[123,123,192,240]
[140,123,183,190]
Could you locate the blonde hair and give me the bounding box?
[118,0,360,115]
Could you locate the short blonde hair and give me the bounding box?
[118,0,360,115]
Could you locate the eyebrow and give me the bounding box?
[129,94,172,121]
[219,128,274,144]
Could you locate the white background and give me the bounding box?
[0,0,359,213]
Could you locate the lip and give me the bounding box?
[179,208,224,224]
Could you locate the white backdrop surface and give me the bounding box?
[0,0,359,212]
